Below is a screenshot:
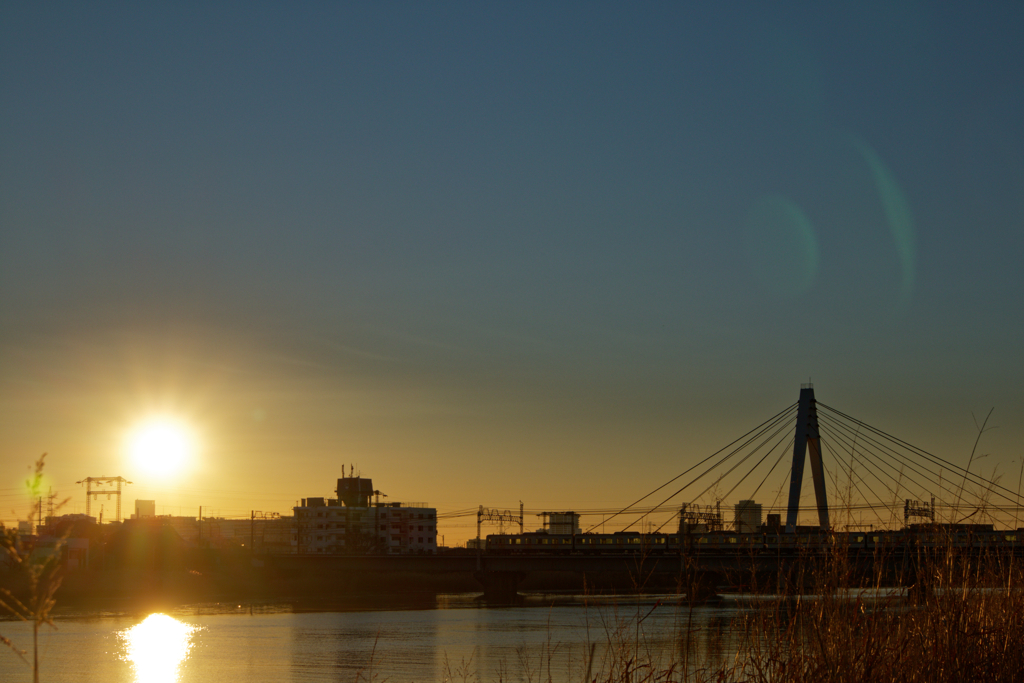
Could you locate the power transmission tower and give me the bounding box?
[77,476,132,522]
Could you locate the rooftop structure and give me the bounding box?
[294,471,437,555]
[133,500,156,519]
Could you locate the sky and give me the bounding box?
[2,2,1022,542]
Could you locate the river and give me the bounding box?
[0,593,751,682]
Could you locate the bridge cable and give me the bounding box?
[583,401,798,533]
[819,414,966,508]
[622,404,798,532]
[820,410,965,501]
[748,435,795,502]
[647,415,796,533]
[819,409,1015,518]
[819,413,943,504]
[766,466,791,518]
[749,436,794,505]
[817,403,1022,505]
[818,424,895,527]
[818,422,904,504]
[713,421,796,507]
[649,430,790,534]
[820,420,928,504]
[820,435,888,528]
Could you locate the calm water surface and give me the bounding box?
[0,594,750,682]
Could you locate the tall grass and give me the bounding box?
[1,455,69,683]
[730,542,1024,683]
[569,538,1024,683]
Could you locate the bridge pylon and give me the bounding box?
[785,384,829,533]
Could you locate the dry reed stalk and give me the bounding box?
[1,454,70,683]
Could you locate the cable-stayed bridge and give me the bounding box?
[268,385,1023,601]
[574,383,1021,535]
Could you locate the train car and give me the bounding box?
[485,525,1020,557]
[485,531,684,555]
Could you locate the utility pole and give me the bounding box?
[477,505,483,570]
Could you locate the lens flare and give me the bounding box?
[744,193,819,298]
[851,136,917,308]
[120,613,199,683]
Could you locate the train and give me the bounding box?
[484,525,1022,556]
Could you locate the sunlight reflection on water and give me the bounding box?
[119,614,200,683]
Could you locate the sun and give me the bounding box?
[125,417,197,477]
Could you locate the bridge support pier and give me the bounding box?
[474,570,525,604]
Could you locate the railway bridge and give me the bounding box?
[267,386,1023,602]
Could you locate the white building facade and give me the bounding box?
[294,475,437,555]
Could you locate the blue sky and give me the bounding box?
[2,3,1022,536]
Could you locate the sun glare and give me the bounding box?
[120,613,199,683]
[125,418,197,477]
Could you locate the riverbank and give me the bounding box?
[44,555,685,613]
